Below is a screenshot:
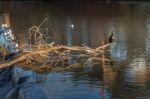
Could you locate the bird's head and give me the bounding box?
[111,31,114,35]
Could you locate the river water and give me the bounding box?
[5,2,150,99]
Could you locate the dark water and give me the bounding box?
[4,2,150,99]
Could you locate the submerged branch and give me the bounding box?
[0,42,112,73]
[0,17,113,73]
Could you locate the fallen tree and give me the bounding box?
[0,18,113,74]
[0,42,111,74]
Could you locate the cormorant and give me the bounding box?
[109,32,115,43]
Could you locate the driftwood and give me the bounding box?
[0,42,111,74]
[0,18,113,74]
[0,46,8,59]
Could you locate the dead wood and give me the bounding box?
[0,42,111,74]
[0,18,113,74]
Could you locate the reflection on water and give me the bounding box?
[3,2,150,99]
[124,57,146,86]
[63,16,90,46]
[145,18,150,55]
[109,22,127,62]
[42,72,102,99]
[66,16,73,46]
[42,63,114,99]
[80,17,89,45]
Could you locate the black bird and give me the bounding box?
[109,32,115,43]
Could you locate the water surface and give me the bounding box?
[5,2,150,99]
